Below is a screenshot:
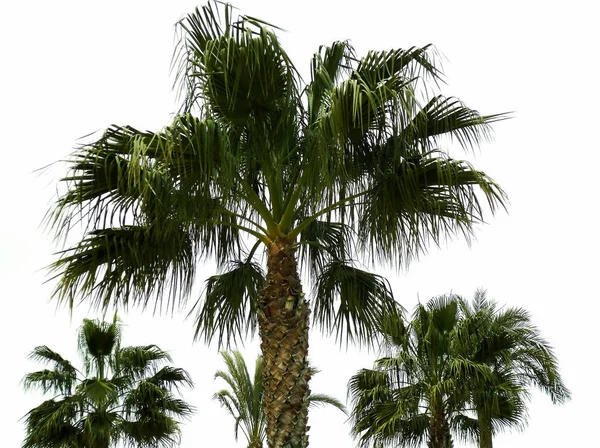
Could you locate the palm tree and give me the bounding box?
[46,2,507,446]
[455,291,571,448]
[349,293,570,448]
[21,316,194,448]
[214,351,346,448]
[349,296,488,448]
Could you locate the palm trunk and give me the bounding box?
[259,237,312,448]
[478,414,493,448]
[428,400,451,448]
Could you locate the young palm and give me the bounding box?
[349,296,488,448]
[455,291,570,448]
[214,351,346,448]
[46,2,507,446]
[21,316,194,448]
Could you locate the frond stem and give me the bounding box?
[289,190,369,240]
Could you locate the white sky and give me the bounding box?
[1,0,597,446]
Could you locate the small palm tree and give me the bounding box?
[456,291,570,448]
[349,293,570,448]
[46,2,508,445]
[214,351,346,448]
[21,316,194,448]
[349,296,487,448]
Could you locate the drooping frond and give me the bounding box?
[192,260,265,346]
[358,151,506,265]
[49,225,197,313]
[21,397,83,448]
[348,368,428,448]
[307,393,347,414]
[24,347,78,396]
[147,366,194,392]
[297,219,353,279]
[313,260,402,346]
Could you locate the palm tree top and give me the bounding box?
[47,1,507,315]
[21,316,194,448]
[349,291,570,448]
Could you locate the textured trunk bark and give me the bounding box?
[478,415,493,448]
[259,237,311,448]
[428,402,450,448]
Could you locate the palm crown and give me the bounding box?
[455,291,570,448]
[348,293,570,448]
[21,316,194,448]
[47,2,507,446]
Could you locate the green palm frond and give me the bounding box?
[78,314,121,364]
[116,345,173,380]
[49,224,197,313]
[21,397,83,448]
[175,2,299,125]
[297,219,353,278]
[307,40,355,125]
[359,153,506,265]
[214,351,265,445]
[24,347,77,396]
[449,414,479,444]
[146,366,194,391]
[118,416,181,448]
[193,260,265,346]
[313,260,402,346]
[76,378,118,406]
[307,393,347,414]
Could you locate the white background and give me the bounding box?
[1,0,597,446]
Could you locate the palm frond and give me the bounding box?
[147,366,194,391]
[313,260,402,346]
[307,393,347,414]
[76,378,119,406]
[21,397,83,448]
[358,152,506,265]
[402,96,509,151]
[307,40,356,126]
[78,317,120,376]
[115,345,173,382]
[49,225,196,313]
[24,347,77,396]
[192,260,264,346]
[213,351,265,445]
[297,219,353,279]
[175,1,299,127]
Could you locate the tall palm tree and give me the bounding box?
[46,2,507,446]
[455,291,570,448]
[21,316,194,448]
[349,296,488,448]
[214,351,346,448]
